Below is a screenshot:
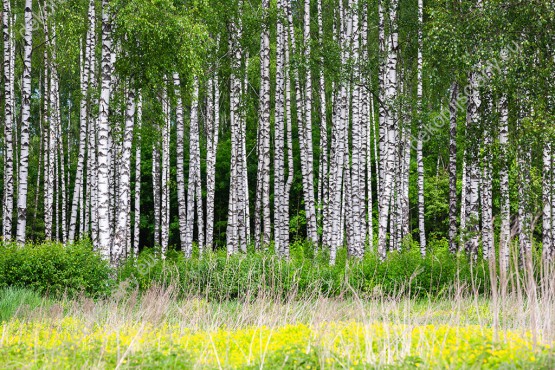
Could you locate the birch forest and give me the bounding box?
[2,0,555,367]
[2,0,555,267]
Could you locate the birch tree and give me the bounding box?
[113,88,136,264]
[416,0,426,253]
[206,70,220,251]
[97,0,114,259]
[134,93,142,256]
[254,0,271,249]
[15,0,33,244]
[448,82,459,253]
[2,0,14,241]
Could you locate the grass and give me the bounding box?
[0,284,554,369]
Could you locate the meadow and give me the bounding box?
[0,241,554,369]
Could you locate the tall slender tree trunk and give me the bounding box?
[16,0,34,244]
[206,70,220,251]
[543,142,553,260]
[316,0,328,243]
[465,72,481,259]
[481,102,493,260]
[2,0,14,240]
[255,0,271,249]
[97,0,114,259]
[152,144,161,247]
[274,0,286,256]
[113,88,135,264]
[498,93,511,271]
[227,18,242,254]
[349,0,365,258]
[448,82,459,253]
[416,0,426,254]
[87,9,99,243]
[377,0,399,259]
[161,88,170,256]
[185,78,202,256]
[134,93,142,256]
[175,74,187,255]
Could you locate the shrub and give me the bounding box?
[0,240,112,298]
[118,239,491,301]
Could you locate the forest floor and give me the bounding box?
[0,286,554,369]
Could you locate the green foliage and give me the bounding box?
[0,240,112,298]
[118,240,491,301]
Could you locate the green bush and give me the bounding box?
[0,240,112,298]
[118,239,491,301]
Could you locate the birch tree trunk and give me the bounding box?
[97,0,114,259]
[2,0,14,240]
[274,0,286,255]
[226,21,241,254]
[377,0,399,259]
[87,9,99,243]
[185,77,202,256]
[465,72,481,259]
[481,103,493,260]
[175,73,187,254]
[42,24,54,240]
[16,0,33,244]
[416,0,426,254]
[227,5,249,254]
[113,88,135,265]
[255,0,271,249]
[152,144,161,247]
[327,0,348,264]
[316,0,328,241]
[134,93,142,256]
[448,82,459,253]
[161,88,170,256]
[206,70,220,251]
[498,93,511,271]
[283,24,294,257]
[542,141,553,260]
[349,0,365,258]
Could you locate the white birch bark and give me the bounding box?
[2,0,14,240]
[161,88,170,256]
[97,0,114,259]
[255,0,271,249]
[283,24,294,257]
[15,0,33,244]
[499,93,510,270]
[274,0,286,255]
[377,0,399,259]
[481,102,493,260]
[152,144,161,247]
[134,93,142,256]
[174,74,187,255]
[206,70,220,251]
[348,0,365,258]
[316,0,328,242]
[542,142,553,260]
[185,77,202,256]
[113,88,135,265]
[465,72,481,259]
[448,82,459,253]
[416,0,426,253]
[226,22,241,254]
